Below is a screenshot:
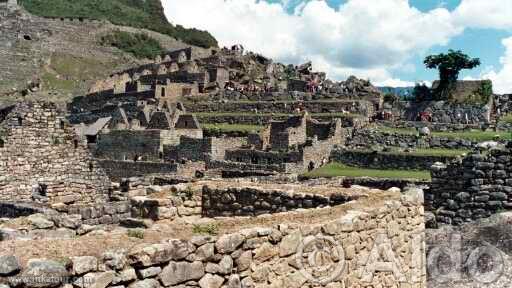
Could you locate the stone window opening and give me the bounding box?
[0,138,4,148]
[161,87,166,97]
[88,162,94,171]
[159,152,163,160]
[17,116,22,126]
[73,139,78,149]
[59,120,65,129]
[23,35,32,41]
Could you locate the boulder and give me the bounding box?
[227,274,241,288]
[136,267,162,279]
[71,256,98,275]
[0,255,20,276]
[27,214,54,229]
[215,233,245,253]
[21,259,68,287]
[128,279,160,288]
[198,274,224,288]
[159,261,205,286]
[74,271,115,288]
[418,127,431,136]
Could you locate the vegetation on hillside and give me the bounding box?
[19,0,218,48]
[101,31,164,59]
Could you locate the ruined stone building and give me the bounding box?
[164,113,348,174]
[0,102,110,205]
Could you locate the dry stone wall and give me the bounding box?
[202,186,353,217]
[0,102,110,205]
[428,145,512,225]
[349,129,476,150]
[331,149,458,171]
[0,189,426,288]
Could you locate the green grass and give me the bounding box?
[101,31,164,59]
[203,123,264,133]
[378,126,512,141]
[499,113,512,125]
[19,0,217,48]
[303,163,431,180]
[127,228,145,239]
[192,223,219,235]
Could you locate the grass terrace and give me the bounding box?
[378,126,512,141]
[303,163,431,180]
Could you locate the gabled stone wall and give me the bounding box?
[0,102,110,204]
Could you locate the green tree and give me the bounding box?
[412,83,432,102]
[424,50,480,100]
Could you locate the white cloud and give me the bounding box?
[483,37,512,94]
[453,0,512,30]
[162,0,463,86]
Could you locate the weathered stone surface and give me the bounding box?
[128,240,194,267]
[236,251,253,272]
[0,255,20,276]
[112,268,137,285]
[103,250,127,270]
[71,256,98,275]
[279,231,301,257]
[198,273,224,288]
[191,243,214,261]
[58,214,82,229]
[218,255,233,274]
[128,279,160,288]
[27,214,54,229]
[75,271,115,288]
[253,243,277,262]
[227,274,241,288]
[215,233,245,253]
[159,261,205,286]
[22,259,69,287]
[137,266,162,279]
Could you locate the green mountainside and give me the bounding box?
[18,0,218,48]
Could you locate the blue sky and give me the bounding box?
[163,0,512,92]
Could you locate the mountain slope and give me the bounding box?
[18,0,218,48]
[0,5,212,106]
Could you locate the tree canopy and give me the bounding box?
[424,50,480,99]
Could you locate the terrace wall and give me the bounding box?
[330,149,456,171]
[202,186,353,217]
[428,145,512,225]
[0,189,426,287]
[348,129,477,150]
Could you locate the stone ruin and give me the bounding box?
[0,101,111,205]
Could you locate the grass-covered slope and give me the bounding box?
[18,0,218,48]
